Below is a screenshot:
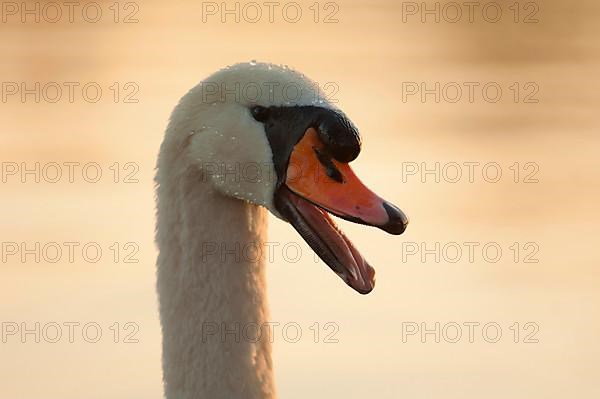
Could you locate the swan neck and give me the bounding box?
[156,166,275,399]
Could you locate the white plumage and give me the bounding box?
[155,62,333,399]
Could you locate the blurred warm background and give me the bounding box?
[1,0,599,398]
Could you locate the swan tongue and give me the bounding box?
[275,186,375,294]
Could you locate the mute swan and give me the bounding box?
[155,62,408,399]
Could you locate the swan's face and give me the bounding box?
[178,62,408,294]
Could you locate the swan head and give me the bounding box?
[168,61,408,294]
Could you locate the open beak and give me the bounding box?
[274,128,408,294]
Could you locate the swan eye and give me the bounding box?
[250,105,269,122]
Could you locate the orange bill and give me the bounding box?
[285,128,408,234]
[274,127,408,294]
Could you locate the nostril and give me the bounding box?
[313,147,344,183]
